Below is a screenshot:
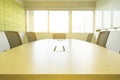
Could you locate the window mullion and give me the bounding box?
[69,11,72,33]
[48,10,50,33]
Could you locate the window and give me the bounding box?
[95,11,103,29]
[72,11,93,33]
[27,10,94,33]
[103,11,112,28]
[34,10,48,32]
[49,11,69,33]
[113,11,120,27]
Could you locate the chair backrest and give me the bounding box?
[106,31,120,53]
[53,33,66,39]
[26,32,37,42]
[96,31,110,47]
[18,32,28,44]
[5,31,22,48]
[0,32,10,52]
[86,33,93,42]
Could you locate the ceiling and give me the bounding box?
[23,0,96,10]
[23,0,96,2]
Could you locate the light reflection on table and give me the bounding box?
[0,39,120,75]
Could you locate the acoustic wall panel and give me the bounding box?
[0,0,4,31]
[0,0,4,11]
[0,0,25,32]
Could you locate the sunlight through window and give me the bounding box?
[34,10,48,32]
[27,10,93,33]
[72,11,93,33]
[49,11,69,33]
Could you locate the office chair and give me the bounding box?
[26,32,37,42]
[86,33,93,42]
[53,33,66,39]
[5,31,22,48]
[96,31,110,47]
[53,33,66,52]
[106,31,120,53]
[19,32,28,44]
[0,32,10,52]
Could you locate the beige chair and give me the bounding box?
[96,31,110,47]
[106,31,120,53]
[86,33,93,42]
[18,32,28,44]
[0,32,10,52]
[26,32,37,42]
[5,31,22,49]
[53,33,66,39]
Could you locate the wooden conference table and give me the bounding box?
[0,39,120,80]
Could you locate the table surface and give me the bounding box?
[0,39,120,74]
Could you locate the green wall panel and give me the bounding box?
[0,0,4,11]
[0,0,25,32]
[0,26,4,31]
[0,14,4,21]
[0,0,4,31]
